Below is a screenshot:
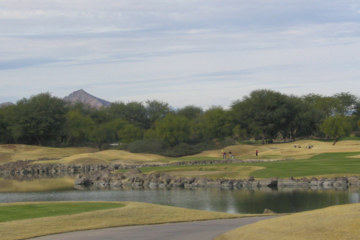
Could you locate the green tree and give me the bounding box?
[155,114,190,146]
[0,106,12,143]
[231,90,290,142]
[177,106,203,120]
[303,94,337,118]
[8,93,66,145]
[91,119,128,149]
[145,100,171,128]
[64,111,95,145]
[117,124,143,143]
[320,115,352,145]
[200,107,233,140]
[279,96,321,140]
[109,102,147,128]
[333,92,358,116]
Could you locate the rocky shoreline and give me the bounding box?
[74,169,360,191]
[0,158,278,180]
[2,160,360,191]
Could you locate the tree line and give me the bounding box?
[0,89,359,156]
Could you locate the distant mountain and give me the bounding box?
[64,89,111,109]
[0,102,14,108]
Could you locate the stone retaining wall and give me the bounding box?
[0,158,278,180]
[74,170,360,191]
[2,160,360,191]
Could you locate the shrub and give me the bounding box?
[127,139,166,154]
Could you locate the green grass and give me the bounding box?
[0,202,125,223]
[246,152,360,178]
[159,156,219,163]
[139,152,360,179]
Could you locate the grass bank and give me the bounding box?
[0,177,74,192]
[0,201,246,240]
[216,203,360,240]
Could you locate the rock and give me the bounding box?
[263,208,276,214]
[149,182,158,189]
[348,176,360,186]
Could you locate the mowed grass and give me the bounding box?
[0,202,125,222]
[216,203,360,240]
[0,201,245,240]
[140,152,360,179]
[245,152,360,178]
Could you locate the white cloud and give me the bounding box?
[1,0,360,107]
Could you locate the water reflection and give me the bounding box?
[1,188,359,214]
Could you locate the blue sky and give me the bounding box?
[1,0,360,108]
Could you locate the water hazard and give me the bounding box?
[1,187,359,214]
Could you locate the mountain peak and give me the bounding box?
[0,102,14,108]
[64,89,111,109]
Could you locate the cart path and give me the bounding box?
[29,216,276,240]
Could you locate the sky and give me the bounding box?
[1,0,360,109]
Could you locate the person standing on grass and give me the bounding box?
[256,149,259,156]
[222,150,226,159]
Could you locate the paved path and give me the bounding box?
[30,216,276,240]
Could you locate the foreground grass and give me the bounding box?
[0,178,74,192]
[0,201,245,240]
[216,203,360,240]
[140,152,360,179]
[0,202,125,222]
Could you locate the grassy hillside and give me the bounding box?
[36,149,166,165]
[197,140,360,160]
[1,140,360,167]
[216,203,360,240]
[0,144,166,165]
[0,144,96,165]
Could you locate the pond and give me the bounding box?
[1,186,360,214]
